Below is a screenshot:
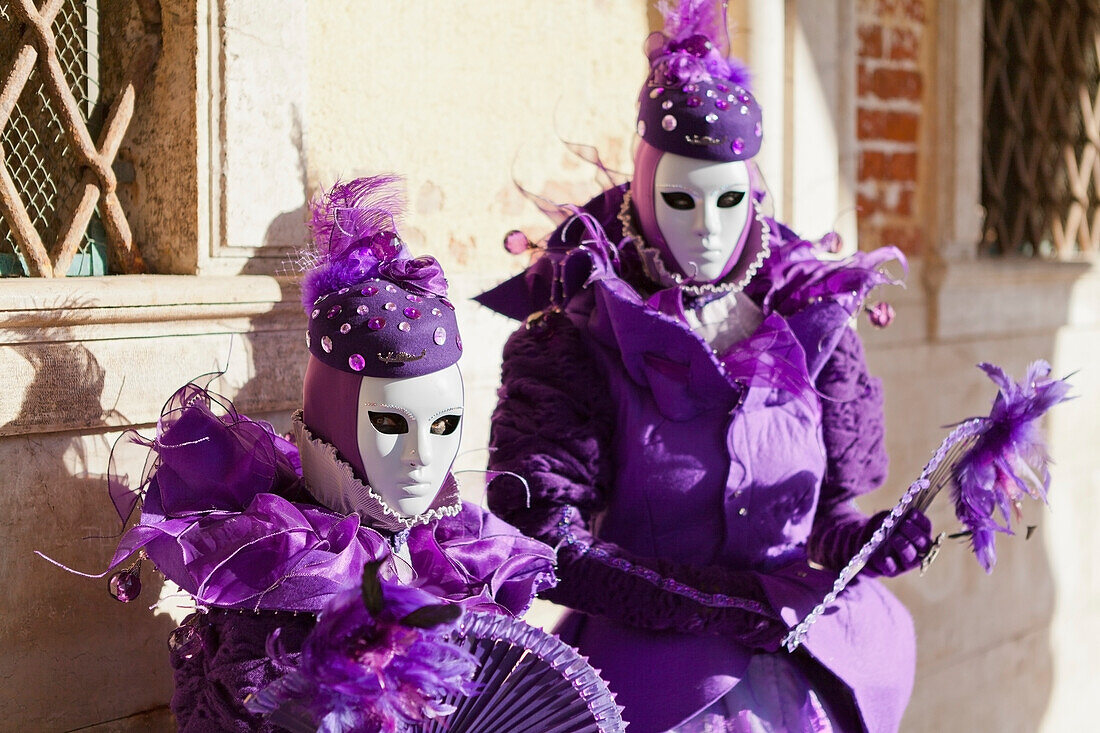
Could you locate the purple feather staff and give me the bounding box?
[951,361,1073,573]
[785,360,1072,652]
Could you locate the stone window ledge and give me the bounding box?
[865,257,1100,348]
[2,275,306,438]
[1,275,302,341]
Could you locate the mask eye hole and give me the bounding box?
[430,414,461,436]
[660,192,695,210]
[716,190,745,208]
[368,411,409,435]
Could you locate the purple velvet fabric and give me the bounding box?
[171,610,312,733]
[305,267,462,379]
[483,184,923,733]
[637,19,763,162]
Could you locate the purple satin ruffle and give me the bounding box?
[409,504,558,617]
[109,382,556,614]
[744,230,906,319]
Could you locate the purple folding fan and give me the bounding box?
[417,611,626,733]
[246,560,626,733]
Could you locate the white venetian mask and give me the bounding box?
[653,152,752,283]
[355,364,464,518]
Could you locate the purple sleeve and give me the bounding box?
[487,314,785,650]
[171,610,313,732]
[807,326,931,576]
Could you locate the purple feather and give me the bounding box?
[660,0,720,38]
[650,0,752,89]
[300,176,410,311]
[309,176,405,258]
[951,361,1072,573]
[250,577,477,732]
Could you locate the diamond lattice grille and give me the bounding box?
[0,0,158,277]
[983,0,1100,257]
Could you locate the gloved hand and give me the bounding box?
[864,508,934,577]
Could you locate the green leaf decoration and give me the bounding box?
[399,603,461,630]
[360,560,386,615]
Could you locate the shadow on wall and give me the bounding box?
[863,262,1097,732]
[244,104,310,277]
[1,284,306,730]
[0,319,177,730]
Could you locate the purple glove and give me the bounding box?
[864,509,934,577]
[808,504,934,578]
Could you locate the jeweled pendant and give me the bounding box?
[168,618,202,660]
[108,567,141,603]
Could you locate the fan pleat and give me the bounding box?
[414,612,626,732]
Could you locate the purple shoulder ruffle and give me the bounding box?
[109,383,555,615]
[744,225,906,319]
[108,385,394,611]
[407,502,558,617]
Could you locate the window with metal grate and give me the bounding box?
[1,1,108,276]
[982,0,1100,259]
[0,0,152,278]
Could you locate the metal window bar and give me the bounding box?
[1,0,103,276]
[0,0,157,277]
[982,0,1100,258]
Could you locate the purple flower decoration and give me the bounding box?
[818,231,843,254]
[301,176,434,310]
[867,301,896,328]
[248,563,477,732]
[644,1,751,88]
[951,361,1072,572]
[378,255,449,298]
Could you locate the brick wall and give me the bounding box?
[856,0,928,254]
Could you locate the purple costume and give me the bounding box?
[104,177,557,731]
[480,183,925,732]
[104,385,555,731]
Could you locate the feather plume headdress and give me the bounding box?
[298,176,460,379]
[637,1,762,162]
[646,0,750,88]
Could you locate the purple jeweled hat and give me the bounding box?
[301,176,462,379]
[636,0,762,162]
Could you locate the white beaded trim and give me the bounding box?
[292,412,461,531]
[618,188,771,297]
[782,418,985,652]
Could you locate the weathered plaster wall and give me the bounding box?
[865,260,1100,732]
[303,0,651,504]
[111,0,202,275]
[2,1,1098,731]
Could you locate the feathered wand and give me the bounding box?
[784,360,1073,652]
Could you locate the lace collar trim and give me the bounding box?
[292,411,462,533]
[618,188,771,298]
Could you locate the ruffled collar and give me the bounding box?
[293,412,462,534]
[617,187,772,298]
